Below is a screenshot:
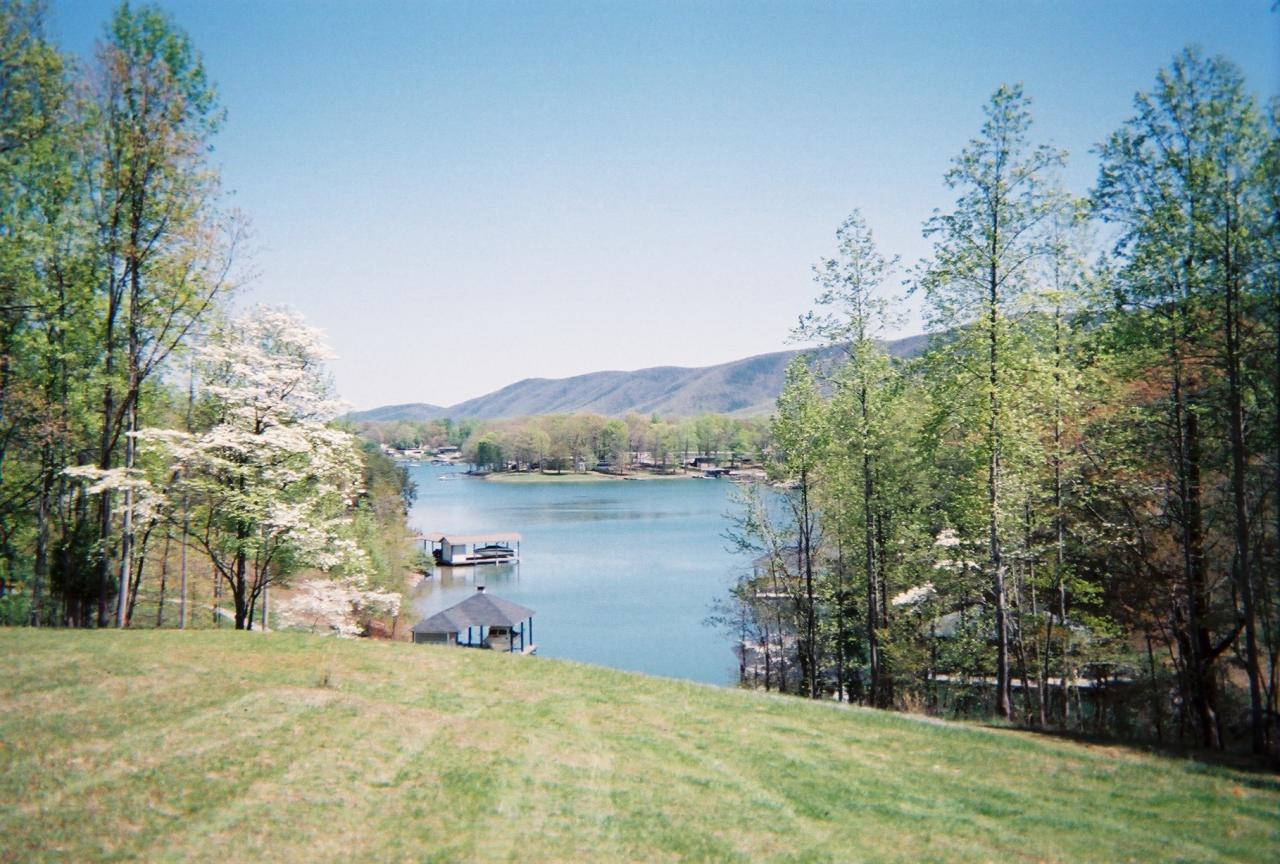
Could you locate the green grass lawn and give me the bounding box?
[1,630,1275,863]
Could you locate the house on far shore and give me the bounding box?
[410,587,536,654]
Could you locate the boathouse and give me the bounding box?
[417,532,521,565]
[410,588,536,654]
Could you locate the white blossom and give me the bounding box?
[934,528,961,548]
[891,582,936,607]
[136,306,377,628]
[62,465,167,522]
[276,578,400,638]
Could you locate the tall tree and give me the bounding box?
[0,0,103,626]
[1261,99,1280,752]
[917,84,1068,719]
[88,1,236,625]
[1095,47,1274,750]
[0,0,61,608]
[766,360,829,698]
[1028,201,1096,728]
[796,210,900,705]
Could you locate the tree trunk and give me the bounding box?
[1182,392,1220,749]
[989,250,1011,720]
[96,198,124,627]
[233,547,248,630]
[156,525,172,628]
[799,467,819,699]
[115,215,146,628]
[1013,561,1033,725]
[115,399,135,627]
[875,513,892,705]
[1273,214,1280,753]
[179,494,188,629]
[1222,215,1264,754]
[834,547,846,702]
[861,384,881,706]
[1052,303,1069,728]
[763,623,773,692]
[1147,633,1164,744]
[33,458,52,626]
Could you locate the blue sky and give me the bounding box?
[53,1,1279,409]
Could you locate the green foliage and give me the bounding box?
[470,436,503,470]
[381,411,770,476]
[0,589,32,626]
[353,441,416,600]
[0,1,344,633]
[715,57,1279,755]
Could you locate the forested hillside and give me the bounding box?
[350,336,929,422]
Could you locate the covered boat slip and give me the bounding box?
[417,532,521,566]
[410,588,536,654]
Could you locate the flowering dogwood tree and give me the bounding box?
[276,578,401,638]
[141,307,369,629]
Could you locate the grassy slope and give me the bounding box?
[1,631,1275,863]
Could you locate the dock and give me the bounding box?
[416,532,521,566]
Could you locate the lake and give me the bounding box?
[405,463,748,685]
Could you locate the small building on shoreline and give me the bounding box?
[417,532,521,565]
[410,588,536,654]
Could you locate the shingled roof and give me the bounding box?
[410,591,535,634]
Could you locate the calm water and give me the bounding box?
[406,463,747,685]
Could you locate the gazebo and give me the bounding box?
[410,588,536,654]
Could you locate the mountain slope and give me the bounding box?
[346,402,447,423]
[353,334,930,422]
[3,630,1274,863]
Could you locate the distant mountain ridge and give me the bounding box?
[349,402,448,423]
[350,334,929,423]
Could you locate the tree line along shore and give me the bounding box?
[357,412,772,476]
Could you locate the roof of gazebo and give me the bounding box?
[410,591,534,634]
